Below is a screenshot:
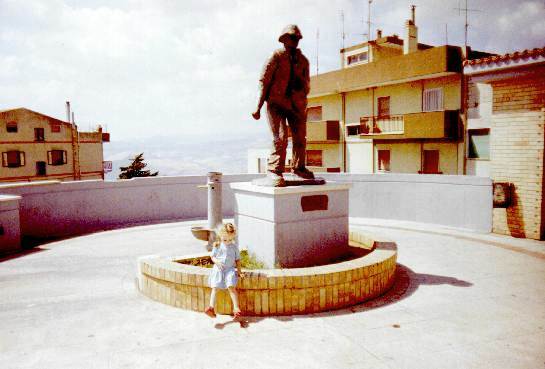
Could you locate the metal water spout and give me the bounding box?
[191,172,223,250]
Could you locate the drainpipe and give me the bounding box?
[461,73,468,175]
[371,87,376,173]
[341,92,347,172]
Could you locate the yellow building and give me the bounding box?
[306,9,491,175]
[0,107,110,182]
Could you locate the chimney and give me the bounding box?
[376,29,382,39]
[66,101,71,123]
[404,5,418,54]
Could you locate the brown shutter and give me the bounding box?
[19,152,25,166]
[47,151,53,165]
[2,152,7,167]
[63,150,67,164]
[326,121,340,141]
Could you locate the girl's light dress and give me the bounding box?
[209,242,240,289]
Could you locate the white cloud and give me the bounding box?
[1,0,543,144]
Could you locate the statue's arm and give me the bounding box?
[253,53,278,119]
[303,56,310,96]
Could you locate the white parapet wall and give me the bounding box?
[321,173,493,233]
[0,173,492,245]
[0,175,260,240]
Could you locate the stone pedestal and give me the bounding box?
[230,182,351,268]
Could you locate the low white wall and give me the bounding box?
[321,173,492,232]
[0,175,260,239]
[0,172,492,244]
[0,195,22,253]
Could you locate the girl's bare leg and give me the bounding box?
[209,288,217,308]
[227,287,240,313]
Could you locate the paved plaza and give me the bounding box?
[1,218,544,369]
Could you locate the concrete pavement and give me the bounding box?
[1,219,544,369]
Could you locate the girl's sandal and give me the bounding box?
[233,311,243,321]
[204,306,216,318]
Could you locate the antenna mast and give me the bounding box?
[454,0,481,49]
[316,28,320,75]
[340,10,346,49]
[367,1,373,42]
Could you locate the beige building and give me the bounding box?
[464,47,545,240]
[0,107,110,182]
[304,9,492,175]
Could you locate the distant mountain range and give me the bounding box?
[103,132,270,180]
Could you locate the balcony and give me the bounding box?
[356,110,459,140]
[357,115,404,136]
[306,120,340,143]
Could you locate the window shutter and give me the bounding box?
[47,151,53,165]
[19,152,25,166]
[423,88,443,112]
[63,150,67,164]
[2,152,7,167]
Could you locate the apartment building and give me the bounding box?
[304,8,491,175]
[0,107,110,182]
[464,47,545,240]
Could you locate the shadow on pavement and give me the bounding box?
[221,263,472,329]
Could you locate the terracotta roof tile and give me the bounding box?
[463,47,545,66]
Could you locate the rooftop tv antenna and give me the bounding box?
[366,0,373,42]
[340,10,346,49]
[454,0,481,48]
[316,28,320,75]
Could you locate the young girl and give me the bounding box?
[205,223,243,319]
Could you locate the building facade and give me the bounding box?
[304,9,491,175]
[464,47,545,240]
[0,108,110,182]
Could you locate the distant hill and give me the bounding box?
[103,132,269,180]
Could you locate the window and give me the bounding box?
[346,124,361,136]
[423,88,443,112]
[307,106,322,122]
[51,124,61,133]
[422,150,440,174]
[326,121,340,140]
[2,151,25,168]
[378,97,390,117]
[47,150,67,166]
[377,150,390,171]
[347,52,368,65]
[6,121,17,133]
[36,161,46,176]
[468,129,490,160]
[34,128,45,141]
[306,150,323,167]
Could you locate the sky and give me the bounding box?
[1,0,544,142]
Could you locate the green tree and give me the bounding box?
[118,153,159,179]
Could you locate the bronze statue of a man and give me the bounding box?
[252,24,314,187]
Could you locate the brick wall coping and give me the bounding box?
[138,229,397,316]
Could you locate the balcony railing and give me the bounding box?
[358,115,404,136]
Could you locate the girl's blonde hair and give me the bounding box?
[213,222,237,247]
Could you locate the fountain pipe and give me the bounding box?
[207,172,223,246]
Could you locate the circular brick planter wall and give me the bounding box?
[138,229,397,316]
